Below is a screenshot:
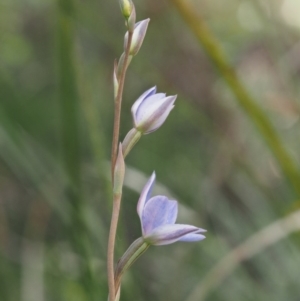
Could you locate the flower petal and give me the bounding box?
[178,231,206,242]
[143,96,176,133]
[142,196,178,235]
[134,93,167,125]
[137,172,156,219]
[132,87,157,125]
[144,224,201,246]
[129,18,150,55]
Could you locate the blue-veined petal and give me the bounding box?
[142,96,176,133]
[134,93,167,125]
[137,172,156,219]
[130,87,177,134]
[178,230,206,242]
[142,196,178,235]
[144,224,201,246]
[131,86,157,121]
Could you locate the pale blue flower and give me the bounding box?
[124,19,150,56]
[137,172,206,246]
[132,87,177,134]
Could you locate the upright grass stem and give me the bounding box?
[57,0,96,299]
[169,0,300,197]
[107,31,133,301]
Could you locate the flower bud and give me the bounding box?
[131,86,177,134]
[127,5,136,32]
[119,0,133,19]
[124,19,150,56]
[117,52,133,78]
[113,60,119,99]
[113,143,125,195]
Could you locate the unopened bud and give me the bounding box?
[113,143,125,195]
[119,0,133,19]
[124,19,150,56]
[127,5,136,32]
[117,52,133,78]
[113,60,119,99]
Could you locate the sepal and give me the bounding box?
[114,237,149,292]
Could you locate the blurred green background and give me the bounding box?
[1,0,300,300]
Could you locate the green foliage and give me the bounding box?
[1,0,300,300]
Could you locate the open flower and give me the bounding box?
[137,172,206,246]
[132,86,177,134]
[113,172,206,296]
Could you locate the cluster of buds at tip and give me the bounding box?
[119,0,136,31]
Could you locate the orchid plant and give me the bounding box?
[107,1,206,300]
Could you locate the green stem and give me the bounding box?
[169,0,300,196]
[111,33,133,181]
[107,193,122,301]
[107,24,133,301]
